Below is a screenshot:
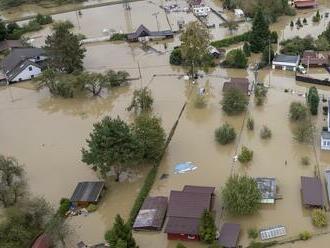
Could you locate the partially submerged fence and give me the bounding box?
[296,75,330,86]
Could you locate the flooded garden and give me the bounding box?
[1,0,330,247]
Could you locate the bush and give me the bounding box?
[301,156,310,165]
[222,175,261,216]
[248,228,259,239]
[199,210,217,243]
[86,204,97,212]
[53,20,74,30]
[312,10,321,23]
[293,122,314,144]
[307,87,319,115]
[260,126,272,139]
[222,49,248,68]
[170,48,183,65]
[312,209,328,227]
[247,117,254,131]
[215,123,236,145]
[254,84,268,106]
[289,102,308,121]
[299,231,312,240]
[35,14,53,25]
[210,32,250,48]
[58,198,71,217]
[238,146,253,164]
[222,88,248,115]
[110,33,127,41]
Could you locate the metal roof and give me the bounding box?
[260,225,286,240]
[273,54,300,64]
[321,131,330,140]
[70,181,105,203]
[301,176,324,207]
[133,196,168,230]
[218,223,240,248]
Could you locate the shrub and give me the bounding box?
[247,117,254,131]
[210,32,250,48]
[301,156,310,165]
[238,146,253,164]
[58,198,71,217]
[199,210,217,243]
[299,231,312,240]
[176,244,187,248]
[307,87,319,115]
[53,20,74,30]
[289,102,307,121]
[86,204,97,212]
[248,228,259,239]
[110,33,127,41]
[215,123,236,145]
[35,14,53,25]
[254,84,268,106]
[222,49,248,68]
[260,126,272,139]
[222,87,248,115]
[293,122,314,144]
[170,48,183,65]
[312,10,321,23]
[312,209,328,227]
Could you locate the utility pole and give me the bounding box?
[268,38,271,87]
[307,56,310,74]
[123,0,131,10]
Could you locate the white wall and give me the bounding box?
[11,65,41,82]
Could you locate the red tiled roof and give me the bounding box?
[295,0,316,8]
[31,234,51,248]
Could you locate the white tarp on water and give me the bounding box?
[260,225,286,240]
[174,162,198,174]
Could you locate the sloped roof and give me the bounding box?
[70,181,105,203]
[301,176,323,206]
[223,78,250,95]
[164,217,200,235]
[218,223,240,248]
[0,40,24,52]
[127,25,173,40]
[183,185,215,194]
[133,196,168,230]
[2,48,44,74]
[273,54,300,64]
[301,51,329,66]
[7,59,41,81]
[32,234,51,248]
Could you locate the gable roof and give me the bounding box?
[127,25,151,40]
[183,185,215,194]
[301,176,323,207]
[218,223,240,248]
[2,48,45,75]
[273,54,300,64]
[295,0,316,7]
[165,216,200,235]
[7,60,41,82]
[0,40,24,52]
[70,181,105,203]
[301,51,329,66]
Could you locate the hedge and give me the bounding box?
[211,32,250,48]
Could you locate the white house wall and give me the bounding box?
[11,65,41,82]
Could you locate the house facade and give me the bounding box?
[321,100,330,150]
[1,48,47,84]
[272,54,300,72]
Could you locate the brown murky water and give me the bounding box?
[1,0,330,247]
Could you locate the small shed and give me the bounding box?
[256,177,276,204]
[133,196,168,231]
[272,54,300,71]
[223,78,250,96]
[218,223,240,248]
[301,176,324,208]
[70,181,105,207]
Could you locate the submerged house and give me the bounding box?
[294,0,317,8]
[272,54,300,72]
[321,99,330,150]
[164,185,215,241]
[133,196,168,231]
[223,77,250,96]
[1,47,47,84]
[255,177,277,204]
[301,51,329,67]
[301,176,324,208]
[127,25,174,42]
[218,223,240,248]
[70,181,105,207]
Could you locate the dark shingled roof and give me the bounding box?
[301,176,324,207]
[223,78,249,95]
[273,54,300,64]
[295,0,316,8]
[218,223,240,248]
[70,181,105,203]
[133,196,168,231]
[301,51,329,66]
[127,25,173,41]
[0,40,24,52]
[165,186,215,235]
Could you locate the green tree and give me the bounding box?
[170,48,183,65]
[223,49,248,68]
[44,22,86,73]
[238,146,253,163]
[315,36,330,51]
[312,10,321,22]
[133,114,166,165]
[222,175,261,216]
[127,87,154,114]
[312,209,328,227]
[320,22,330,42]
[222,87,248,115]
[293,122,314,144]
[243,42,251,56]
[105,215,137,248]
[176,244,187,248]
[249,8,271,52]
[180,22,210,75]
[260,125,272,139]
[82,116,141,181]
[307,87,319,115]
[254,83,268,106]
[0,155,26,207]
[0,19,6,41]
[289,102,307,121]
[215,123,236,145]
[199,210,216,244]
[106,70,129,87]
[75,72,110,96]
[46,215,72,247]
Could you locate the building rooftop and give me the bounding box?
[256,177,276,204]
[273,54,300,65]
[301,176,324,207]
[223,77,250,95]
[127,25,173,40]
[70,181,105,203]
[218,223,240,248]
[133,196,168,230]
[301,51,329,66]
[294,0,316,8]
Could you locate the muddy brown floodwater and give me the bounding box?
[1,0,330,247]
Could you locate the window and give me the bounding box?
[31,75,34,79]
[28,66,32,71]
[323,141,327,147]
[327,141,330,146]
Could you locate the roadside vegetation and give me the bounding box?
[311,209,328,228]
[0,0,86,9]
[215,123,236,145]
[199,210,217,244]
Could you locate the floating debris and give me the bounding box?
[260,225,286,240]
[174,162,198,174]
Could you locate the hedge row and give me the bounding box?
[211,32,250,48]
[127,166,158,227]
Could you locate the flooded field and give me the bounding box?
[1,0,330,247]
